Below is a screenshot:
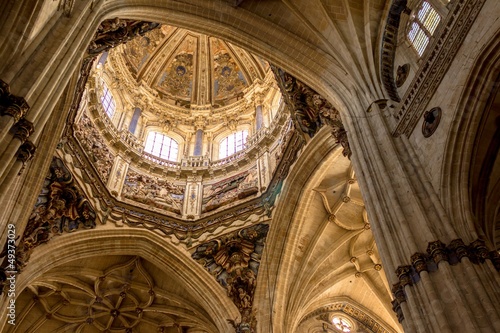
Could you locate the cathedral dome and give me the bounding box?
[112,25,269,110]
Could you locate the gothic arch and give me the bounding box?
[442,29,500,247]
[3,228,239,332]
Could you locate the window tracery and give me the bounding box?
[144,131,179,161]
[219,130,248,159]
[407,1,441,56]
[332,316,353,332]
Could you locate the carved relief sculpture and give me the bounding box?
[1,157,97,276]
[74,112,115,183]
[121,169,185,215]
[192,224,269,332]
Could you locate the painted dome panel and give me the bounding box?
[211,38,248,106]
[156,34,197,105]
[112,25,268,110]
[122,27,167,74]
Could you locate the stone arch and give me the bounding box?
[442,29,500,247]
[4,228,239,332]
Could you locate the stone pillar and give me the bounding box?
[183,176,203,219]
[255,105,263,131]
[193,129,204,156]
[345,100,500,333]
[108,155,129,197]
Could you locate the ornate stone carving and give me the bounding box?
[88,19,160,57]
[0,79,30,122]
[391,283,406,323]
[410,252,427,274]
[74,113,114,182]
[391,238,499,320]
[14,118,34,142]
[1,157,96,278]
[426,240,448,264]
[192,224,269,332]
[122,169,185,215]
[395,265,413,287]
[16,140,36,166]
[202,168,258,213]
[272,67,351,157]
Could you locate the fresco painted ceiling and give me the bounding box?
[114,25,269,109]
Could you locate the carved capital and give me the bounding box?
[448,238,469,261]
[17,140,36,163]
[395,265,413,287]
[14,118,34,142]
[427,240,448,264]
[488,250,500,271]
[410,252,427,274]
[391,282,406,322]
[469,239,489,261]
[0,79,29,122]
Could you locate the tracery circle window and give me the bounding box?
[144,132,179,161]
[218,130,248,159]
[332,316,352,332]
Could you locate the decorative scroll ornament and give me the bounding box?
[192,224,269,332]
[3,157,97,276]
[0,79,30,123]
[271,66,351,157]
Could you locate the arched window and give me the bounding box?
[407,1,441,56]
[144,132,179,161]
[100,80,116,118]
[219,130,248,159]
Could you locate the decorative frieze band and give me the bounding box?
[391,238,499,322]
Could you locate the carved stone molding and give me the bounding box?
[0,79,29,122]
[271,67,351,157]
[393,0,487,137]
[391,238,500,320]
